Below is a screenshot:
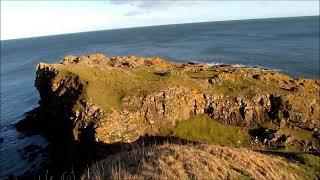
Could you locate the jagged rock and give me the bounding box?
[249,127,320,152]
[32,53,320,144]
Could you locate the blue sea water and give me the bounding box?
[0,16,319,177]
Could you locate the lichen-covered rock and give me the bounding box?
[34,53,320,144]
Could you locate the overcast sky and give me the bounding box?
[1,1,319,40]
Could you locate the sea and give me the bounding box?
[0,16,319,178]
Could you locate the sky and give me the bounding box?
[1,0,319,40]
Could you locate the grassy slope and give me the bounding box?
[172,115,251,147]
[171,115,320,178]
[53,65,207,111]
[172,115,319,151]
[82,143,319,180]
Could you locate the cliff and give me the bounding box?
[34,53,320,145]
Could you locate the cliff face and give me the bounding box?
[35,54,320,144]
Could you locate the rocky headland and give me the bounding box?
[16,53,320,179]
[31,54,319,142]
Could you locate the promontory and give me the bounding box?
[30,53,319,146]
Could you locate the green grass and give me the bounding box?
[171,115,252,147]
[186,71,218,78]
[171,115,319,152]
[53,65,208,111]
[210,79,283,99]
[171,115,320,179]
[279,128,316,141]
[297,153,320,169]
[280,153,320,179]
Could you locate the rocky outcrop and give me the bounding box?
[249,127,320,152]
[33,53,320,144]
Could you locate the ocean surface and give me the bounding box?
[0,16,319,177]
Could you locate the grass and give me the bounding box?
[170,115,320,178]
[186,71,218,78]
[81,143,319,180]
[53,65,207,111]
[172,115,252,147]
[80,115,320,179]
[210,78,284,99]
[279,153,320,179]
[171,115,320,153]
[278,128,320,151]
[297,153,320,169]
[185,70,285,99]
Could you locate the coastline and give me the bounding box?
[13,53,320,179]
[1,15,319,178]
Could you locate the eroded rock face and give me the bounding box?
[34,54,320,144]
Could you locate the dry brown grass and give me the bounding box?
[81,143,316,180]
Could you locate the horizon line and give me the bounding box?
[1,15,319,41]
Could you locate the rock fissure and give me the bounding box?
[268,94,282,120]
